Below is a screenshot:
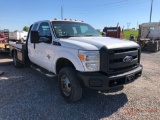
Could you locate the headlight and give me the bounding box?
[78,50,100,71]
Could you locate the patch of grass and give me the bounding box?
[124,30,138,40]
[99,30,139,40]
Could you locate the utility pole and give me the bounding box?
[137,21,139,30]
[117,23,119,38]
[61,6,63,20]
[127,23,131,30]
[150,0,153,22]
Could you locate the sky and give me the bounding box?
[0,0,159,31]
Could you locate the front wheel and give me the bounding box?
[58,67,82,103]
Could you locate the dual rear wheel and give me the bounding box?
[13,51,23,68]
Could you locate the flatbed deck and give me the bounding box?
[9,43,22,49]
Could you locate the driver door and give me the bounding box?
[35,22,53,70]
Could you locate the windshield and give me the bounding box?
[52,21,100,38]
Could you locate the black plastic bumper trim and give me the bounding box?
[78,65,143,90]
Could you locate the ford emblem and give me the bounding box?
[123,56,133,63]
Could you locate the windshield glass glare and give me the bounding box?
[52,21,100,38]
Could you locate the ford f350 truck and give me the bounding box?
[10,19,143,102]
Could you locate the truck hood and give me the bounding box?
[59,37,139,50]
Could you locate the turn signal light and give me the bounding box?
[78,54,85,61]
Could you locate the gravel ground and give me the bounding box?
[0,51,160,120]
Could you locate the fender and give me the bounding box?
[52,50,85,74]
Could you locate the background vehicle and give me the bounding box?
[0,29,10,53]
[9,31,28,43]
[102,26,124,39]
[10,19,143,102]
[137,22,160,52]
[0,32,6,42]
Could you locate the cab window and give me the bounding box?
[38,22,51,36]
[32,23,39,30]
[38,22,52,43]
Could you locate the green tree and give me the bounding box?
[23,26,29,32]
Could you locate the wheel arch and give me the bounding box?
[53,50,84,74]
[56,58,77,74]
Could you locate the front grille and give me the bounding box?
[107,47,140,74]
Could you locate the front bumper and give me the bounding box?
[78,65,143,90]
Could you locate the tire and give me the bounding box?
[13,51,23,68]
[21,38,24,43]
[58,67,82,103]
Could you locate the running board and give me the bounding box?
[31,64,56,78]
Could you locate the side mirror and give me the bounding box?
[31,31,39,43]
[102,32,106,36]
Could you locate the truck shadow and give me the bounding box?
[0,53,12,65]
[141,50,157,54]
[0,67,128,120]
[43,79,128,119]
[0,53,10,58]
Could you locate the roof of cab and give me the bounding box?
[33,19,84,24]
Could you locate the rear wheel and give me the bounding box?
[58,67,82,103]
[13,51,23,68]
[21,38,24,43]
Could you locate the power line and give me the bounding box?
[66,0,128,10]
[65,0,148,14]
[65,0,146,12]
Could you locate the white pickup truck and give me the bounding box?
[10,20,143,102]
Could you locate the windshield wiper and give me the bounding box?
[83,35,95,36]
[58,35,79,38]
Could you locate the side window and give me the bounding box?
[72,27,77,34]
[38,22,52,43]
[38,22,51,36]
[32,23,38,30]
[80,26,88,34]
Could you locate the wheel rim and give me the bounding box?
[13,52,17,65]
[61,75,71,96]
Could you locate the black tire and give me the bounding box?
[21,38,24,43]
[13,51,23,68]
[58,67,82,103]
